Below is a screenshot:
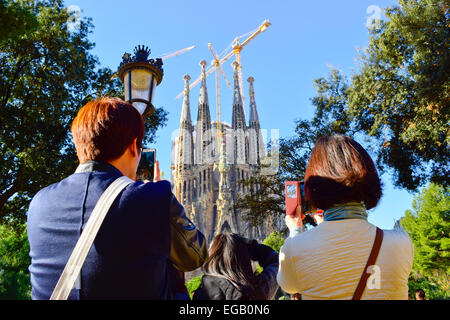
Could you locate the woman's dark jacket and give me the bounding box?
[192,239,279,300]
[27,161,208,300]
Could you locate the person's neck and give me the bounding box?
[107,157,135,180]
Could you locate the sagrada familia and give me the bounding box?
[171,60,277,244]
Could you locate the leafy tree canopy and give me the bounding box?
[0,0,167,227]
[401,183,450,278]
[262,231,285,253]
[0,224,30,299]
[348,0,449,190]
[0,0,39,43]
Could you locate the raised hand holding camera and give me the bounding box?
[285,205,304,236]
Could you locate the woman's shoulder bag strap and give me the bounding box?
[352,227,384,300]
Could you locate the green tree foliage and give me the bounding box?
[262,231,285,253]
[401,183,450,295]
[185,275,202,299]
[281,68,355,179]
[0,0,167,226]
[235,174,284,228]
[0,224,31,299]
[348,0,449,190]
[0,0,39,43]
[408,270,450,300]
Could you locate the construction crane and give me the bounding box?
[208,42,232,150]
[175,19,271,101]
[161,45,196,60]
[230,19,271,102]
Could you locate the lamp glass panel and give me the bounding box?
[132,102,147,115]
[130,69,152,115]
[123,72,131,101]
[149,78,157,105]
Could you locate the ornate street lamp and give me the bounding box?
[117,45,164,118]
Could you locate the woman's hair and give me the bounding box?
[304,135,382,210]
[71,97,144,163]
[202,233,262,299]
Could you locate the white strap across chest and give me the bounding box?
[50,175,133,300]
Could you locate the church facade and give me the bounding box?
[171,60,272,243]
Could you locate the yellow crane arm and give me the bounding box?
[234,20,271,50]
[219,50,234,65]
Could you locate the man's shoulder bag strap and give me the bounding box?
[352,227,384,300]
[50,176,133,300]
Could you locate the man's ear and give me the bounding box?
[129,138,139,158]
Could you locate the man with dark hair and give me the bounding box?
[27,97,208,299]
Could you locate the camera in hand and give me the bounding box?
[136,148,156,181]
[285,181,311,216]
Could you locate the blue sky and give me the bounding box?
[65,0,418,229]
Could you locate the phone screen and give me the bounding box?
[136,148,156,181]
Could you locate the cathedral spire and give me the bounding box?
[195,60,215,165]
[248,76,260,125]
[198,59,209,106]
[247,76,265,165]
[175,74,195,205]
[180,74,192,125]
[231,61,247,165]
[231,61,244,113]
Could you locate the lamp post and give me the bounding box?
[117,45,164,118]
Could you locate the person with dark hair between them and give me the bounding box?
[192,233,279,300]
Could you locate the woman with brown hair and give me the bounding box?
[193,233,279,300]
[277,135,414,300]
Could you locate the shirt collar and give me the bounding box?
[75,160,123,176]
[323,202,368,222]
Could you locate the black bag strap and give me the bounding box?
[352,227,384,300]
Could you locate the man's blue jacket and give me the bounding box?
[27,161,207,300]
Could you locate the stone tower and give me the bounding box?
[195,60,215,166]
[247,76,265,166]
[172,61,271,243]
[174,74,195,207]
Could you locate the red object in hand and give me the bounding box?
[285,181,301,216]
